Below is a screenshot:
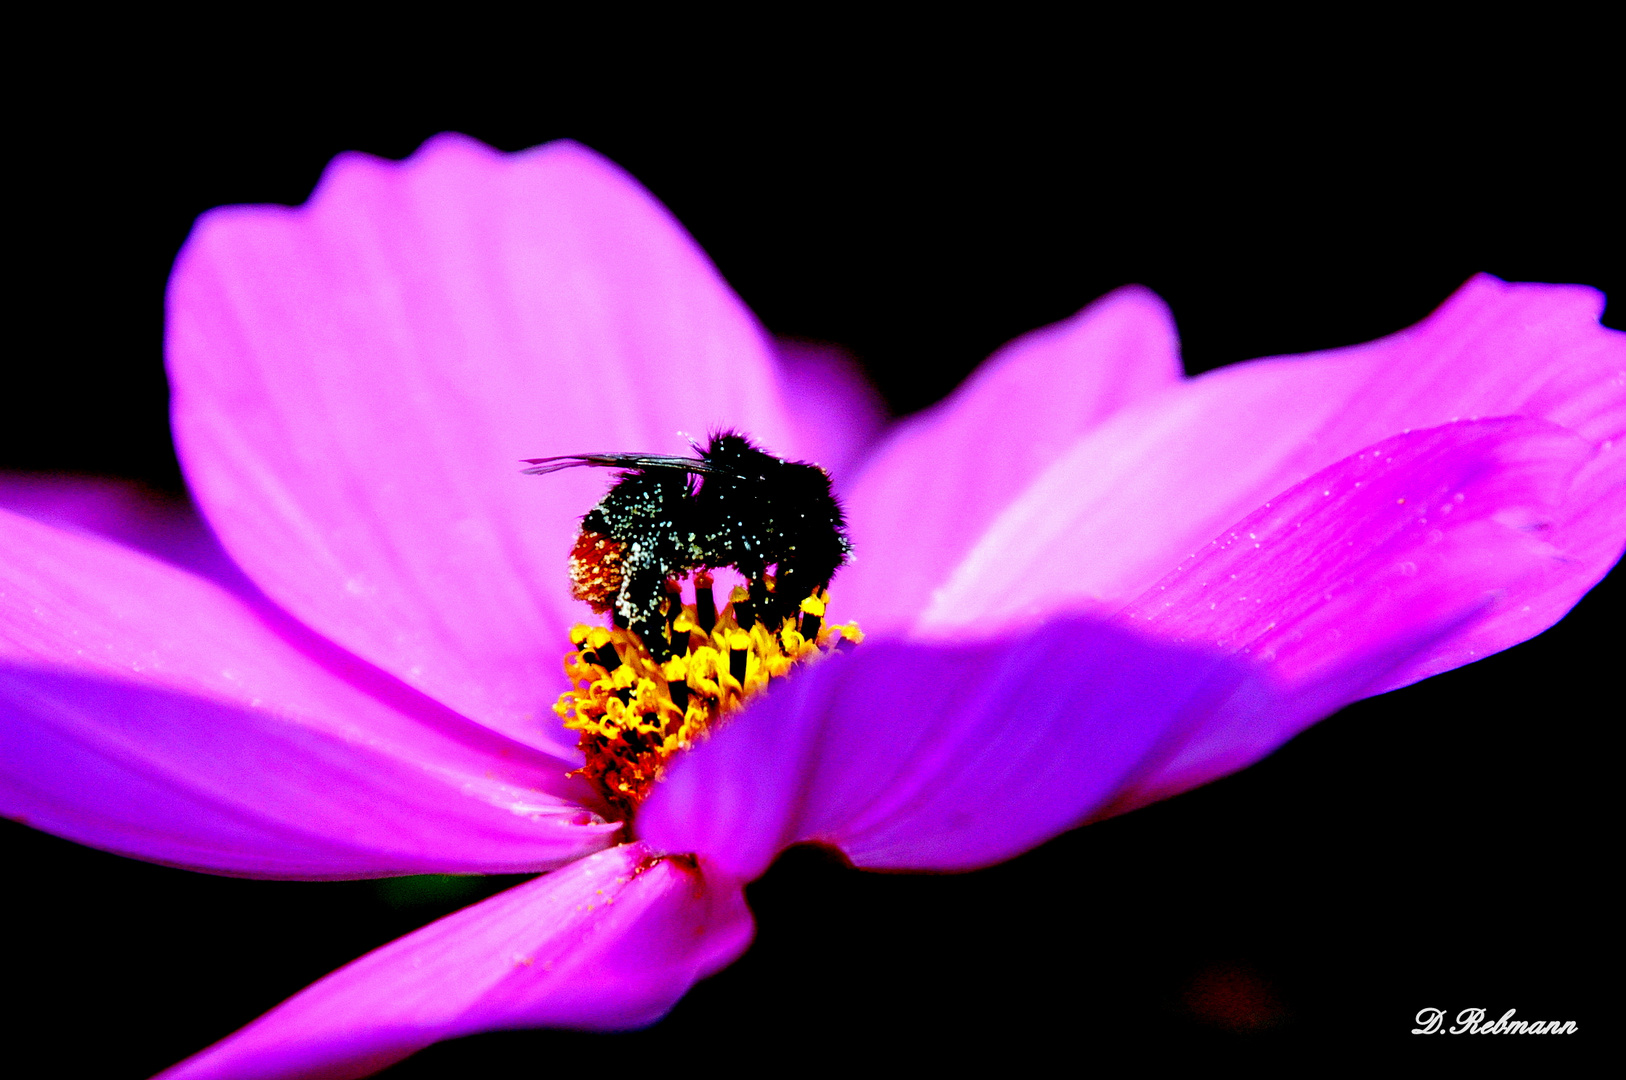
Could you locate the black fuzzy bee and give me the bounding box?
[525,432,851,661]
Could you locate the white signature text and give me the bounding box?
[1413,1008,1577,1035]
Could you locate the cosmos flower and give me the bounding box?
[2,134,1622,1079]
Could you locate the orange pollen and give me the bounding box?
[568,530,625,614]
[553,579,862,822]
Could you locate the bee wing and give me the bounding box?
[521,453,725,477]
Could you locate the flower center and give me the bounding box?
[555,570,862,821]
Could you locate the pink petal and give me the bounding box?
[839,285,1184,630]
[641,415,1619,874]
[160,842,753,1080]
[920,275,1623,630]
[167,134,802,756]
[0,472,240,587]
[0,510,617,878]
[637,617,1256,878]
[771,336,889,489]
[1112,416,1615,807]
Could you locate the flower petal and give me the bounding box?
[0,509,617,878]
[922,275,1624,628]
[637,617,1256,878]
[159,843,753,1080]
[1111,416,1616,806]
[167,134,799,755]
[643,415,1621,874]
[838,285,1184,629]
[771,336,889,489]
[0,473,241,587]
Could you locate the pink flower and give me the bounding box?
[2,133,1621,1078]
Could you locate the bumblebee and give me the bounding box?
[525,432,851,661]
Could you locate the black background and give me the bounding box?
[3,45,1616,1075]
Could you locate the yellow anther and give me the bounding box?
[555,583,861,821]
[829,623,865,646]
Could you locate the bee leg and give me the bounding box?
[732,558,768,630]
[619,570,675,663]
[637,611,674,663]
[770,561,803,626]
[663,580,689,655]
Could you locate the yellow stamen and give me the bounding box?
[554,583,862,820]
